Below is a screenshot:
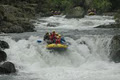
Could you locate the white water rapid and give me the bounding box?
[1,15,120,80]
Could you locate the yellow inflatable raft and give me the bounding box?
[88,12,95,15]
[46,43,67,50]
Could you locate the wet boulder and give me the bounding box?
[0,40,9,49]
[65,6,85,18]
[110,35,120,62]
[0,50,7,62]
[0,5,35,33]
[79,41,86,44]
[8,25,24,33]
[21,21,35,32]
[47,22,60,27]
[115,10,120,24]
[111,50,120,63]
[95,23,120,28]
[0,62,16,74]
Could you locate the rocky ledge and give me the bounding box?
[95,23,120,28]
[109,35,120,63]
[0,40,16,74]
[65,6,85,18]
[0,4,36,33]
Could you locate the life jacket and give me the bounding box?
[56,38,61,44]
[51,33,56,40]
[49,34,53,40]
[44,34,49,41]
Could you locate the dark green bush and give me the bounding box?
[114,10,120,23]
[91,0,111,13]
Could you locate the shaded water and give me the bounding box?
[0,15,120,80]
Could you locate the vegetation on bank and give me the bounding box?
[91,0,111,13]
[109,0,120,11]
[0,0,118,17]
[45,0,112,14]
[115,10,120,23]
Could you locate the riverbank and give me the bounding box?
[0,3,36,33]
[0,0,120,33]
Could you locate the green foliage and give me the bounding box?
[47,0,112,13]
[72,0,84,6]
[109,0,120,10]
[91,0,111,12]
[115,10,120,17]
[48,0,73,12]
[61,0,74,12]
[114,10,120,23]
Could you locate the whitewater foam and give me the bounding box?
[34,15,115,30]
[1,15,120,80]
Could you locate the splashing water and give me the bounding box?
[1,15,120,80]
[34,15,115,30]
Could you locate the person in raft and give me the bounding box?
[44,31,66,44]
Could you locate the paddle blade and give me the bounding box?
[37,40,42,43]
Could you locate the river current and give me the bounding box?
[0,15,120,80]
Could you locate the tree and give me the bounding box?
[91,0,111,13]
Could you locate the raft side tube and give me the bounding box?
[46,43,68,51]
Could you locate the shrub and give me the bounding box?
[114,10,120,23]
[91,0,111,13]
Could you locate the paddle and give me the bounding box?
[37,40,42,43]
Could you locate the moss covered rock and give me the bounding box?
[0,4,35,33]
[95,23,120,28]
[115,10,120,24]
[110,35,120,63]
[0,62,16,74]
[65,6,85,18]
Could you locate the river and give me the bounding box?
[0,15,120,80]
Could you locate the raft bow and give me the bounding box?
[46,43,68,50]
